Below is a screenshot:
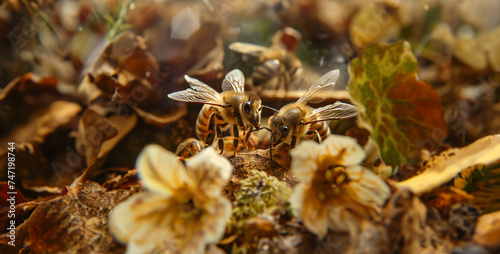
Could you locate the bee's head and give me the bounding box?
[241,93,262,129]
[268,115,289,146]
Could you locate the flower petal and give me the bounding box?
[326,205,361,236]
[345,165,391,207]
[200,197,232,243]
[136,144,191,195]
[185,147,232,197]
[322,135,365,166]
[109,192,173,248]
[291,140,321,183]
[291,183,329,238]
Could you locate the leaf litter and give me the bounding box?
[1,0,500,253]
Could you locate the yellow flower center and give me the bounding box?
[175,187,205,221]
[313,150,350,201]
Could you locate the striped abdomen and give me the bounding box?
[305,121,330,143]
[252,59,281,87]
[196,105,227,145]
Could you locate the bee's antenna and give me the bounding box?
[249,127,272,134]
[262,105,279,112]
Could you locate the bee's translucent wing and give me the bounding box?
[296,69,340,105]
[221,69,245,93]
[304,101,358,124]
[168,75,225,106]
[229,42,270,57]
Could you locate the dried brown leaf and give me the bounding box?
[102,169,140,191]
[381,188,451,254]
[0,181,131,253]
[75,109,118,167]
[0,101,82,188]
[0,73,58,101]
[133,105,187,127]
[72,113,137,186]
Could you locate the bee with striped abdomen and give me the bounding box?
[168,69,262,155]
[229,27,302,92]
[268,70,358,151]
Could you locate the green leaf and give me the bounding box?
[348,41,447,166]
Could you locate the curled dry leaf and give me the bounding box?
[381,188,452,254]
[72,113,137,186]
[0,101,82,188]
[0,73,57,101]
[398,134,500,195]
[77,30,186,127]
[0,73,64,135]
[0,181,131,253]
[75,109,118,167]
[102,169,140,191]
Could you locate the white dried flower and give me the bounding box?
[109,145,232,254]
[289,135,390,238]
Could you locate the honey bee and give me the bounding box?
[168,69,262,154]
[229,27,302,92]
[268,70,358,150]
[175,138,203,160]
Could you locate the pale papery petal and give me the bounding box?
[289,183,306,218]
[200,197,232,243]
[327,205,361,236]
[345,165,391,207]
[291,141,321,183]
[109,192,172,247]
[136,144,192,195]
[125,242,157,254]
[185,147,233,197]
[293,184,329,238]
[110,190,230,254]
[322,135,365,166]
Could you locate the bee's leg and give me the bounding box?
[291,136,297,149]
[233,125,239,156]
[216,124,224,154]
[313,130,323,143]
[195,140,203,153]
[244,126,253,149]
[269,133,274,162]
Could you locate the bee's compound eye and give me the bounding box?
[243,101,251,115]
[281,126,289,137]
